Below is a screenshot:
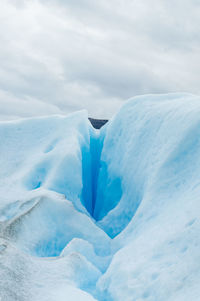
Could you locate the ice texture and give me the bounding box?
[96,93,200,300]
[1,93,200,300]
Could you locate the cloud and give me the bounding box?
[0,88,63,120]
[0,0,200,119]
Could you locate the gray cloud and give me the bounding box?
[0,0,200,119]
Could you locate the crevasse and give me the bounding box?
[2,94,200,301]
[81,128,103,218]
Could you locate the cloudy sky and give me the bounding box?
[0,0,200,119]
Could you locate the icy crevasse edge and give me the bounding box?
[96,93,200,300]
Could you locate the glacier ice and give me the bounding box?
[1,93,200,300]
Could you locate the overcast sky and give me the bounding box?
[0,0,200,119]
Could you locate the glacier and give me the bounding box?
[0,93,200,300]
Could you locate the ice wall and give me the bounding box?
[0,112,111,259]
[95,93,200,300]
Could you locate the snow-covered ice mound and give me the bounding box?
[1,93,200,300]
[96,93,200,300]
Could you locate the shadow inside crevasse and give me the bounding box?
[81,125,123,224]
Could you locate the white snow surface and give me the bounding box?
[1,93,200,300]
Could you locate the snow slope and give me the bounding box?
[1,93,200,300]
[0,111,110,300]
[96,93,200,300]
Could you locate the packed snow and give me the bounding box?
[0,93,200,300]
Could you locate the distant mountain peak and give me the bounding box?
[89,118,108,129]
